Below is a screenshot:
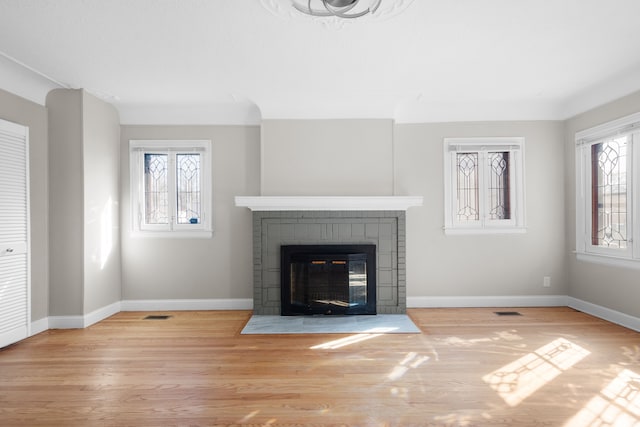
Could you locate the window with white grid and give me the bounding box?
[444,137,526,234]
[130,140,212,238]
[575,112,640,267]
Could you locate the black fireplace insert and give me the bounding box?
[281,244,376,315]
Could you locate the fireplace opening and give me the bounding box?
[281,244,376,315]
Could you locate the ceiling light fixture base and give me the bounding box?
[260,0,413,26]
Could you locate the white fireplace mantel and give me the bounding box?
[234,196,423,211]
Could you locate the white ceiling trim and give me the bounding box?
[558,62,640,120]
[117,103,262,126]
[0,52,65,105]
[1,49,639,124]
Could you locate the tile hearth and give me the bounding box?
[241,314,420,334]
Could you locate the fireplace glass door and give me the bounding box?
[281,245,376,315]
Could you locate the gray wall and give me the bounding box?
[0,89,49,322]
[82,92,122,314]
[47,89,83,316]
[47,89,121,316]
[261,119,394,195]
[260,118,568,300]
[3,81,639,322]
[120,125,260,300]
[395,121,568,299]
[564,89,640,317]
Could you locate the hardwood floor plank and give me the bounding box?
[0,308,639,426]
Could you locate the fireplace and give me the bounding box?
[281,244,376,315]
[246,210,408,315]
[235,195,424,315]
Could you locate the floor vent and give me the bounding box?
[144,315,172,320]
[494,311,522,316]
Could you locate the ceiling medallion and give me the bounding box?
[260,0,413,26]
[294,0,381,19]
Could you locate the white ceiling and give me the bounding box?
[1,0,640,124]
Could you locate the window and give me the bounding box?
[444,137,525,234]
[130,140,212,237]
[575,112,640,267]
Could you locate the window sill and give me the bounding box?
[131,230,213,239]
[444,227,527,236]
[575,252,640,270]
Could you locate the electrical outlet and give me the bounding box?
[543,276,551,288]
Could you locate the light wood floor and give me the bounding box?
[1,307,639,426]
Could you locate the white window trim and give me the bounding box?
[575,112,640,268]
[443,137,526,235]
[130,140,213,238]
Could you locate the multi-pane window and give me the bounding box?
[175,154,202,224]
[130,140,212,237]
[444,138,525,234]
[144,153,169,225]
[455,151,512,222]
[590,137,628,249]
[576,113,640,265]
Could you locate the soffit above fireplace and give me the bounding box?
[235,196,423,211]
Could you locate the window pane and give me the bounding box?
[591,137,628,248]
[456,153,479,221]
[144,154,168,224]
[488,152,511,220]
[176,154,201,225]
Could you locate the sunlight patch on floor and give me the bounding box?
[564,369,640,426]
[310,328,396,349]
[238,410,260,423]
[483,337,590,407]
[387,351,430,381]
[438,330,524,348]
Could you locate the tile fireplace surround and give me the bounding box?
[235,197,423,315]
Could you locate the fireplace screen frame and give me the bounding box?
[280,244,377,316]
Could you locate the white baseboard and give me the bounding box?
[120,298,253,311]
[29,299,252,332]
[32,296,640,334]
[48,315,85,329]
[48,301,122,329]
[84,301,122,327]
[30,317,49,336]
[567,297,640,332]
[407,295,640,333]
[407,295,568,308]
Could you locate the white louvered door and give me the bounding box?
[0,118,30,348]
